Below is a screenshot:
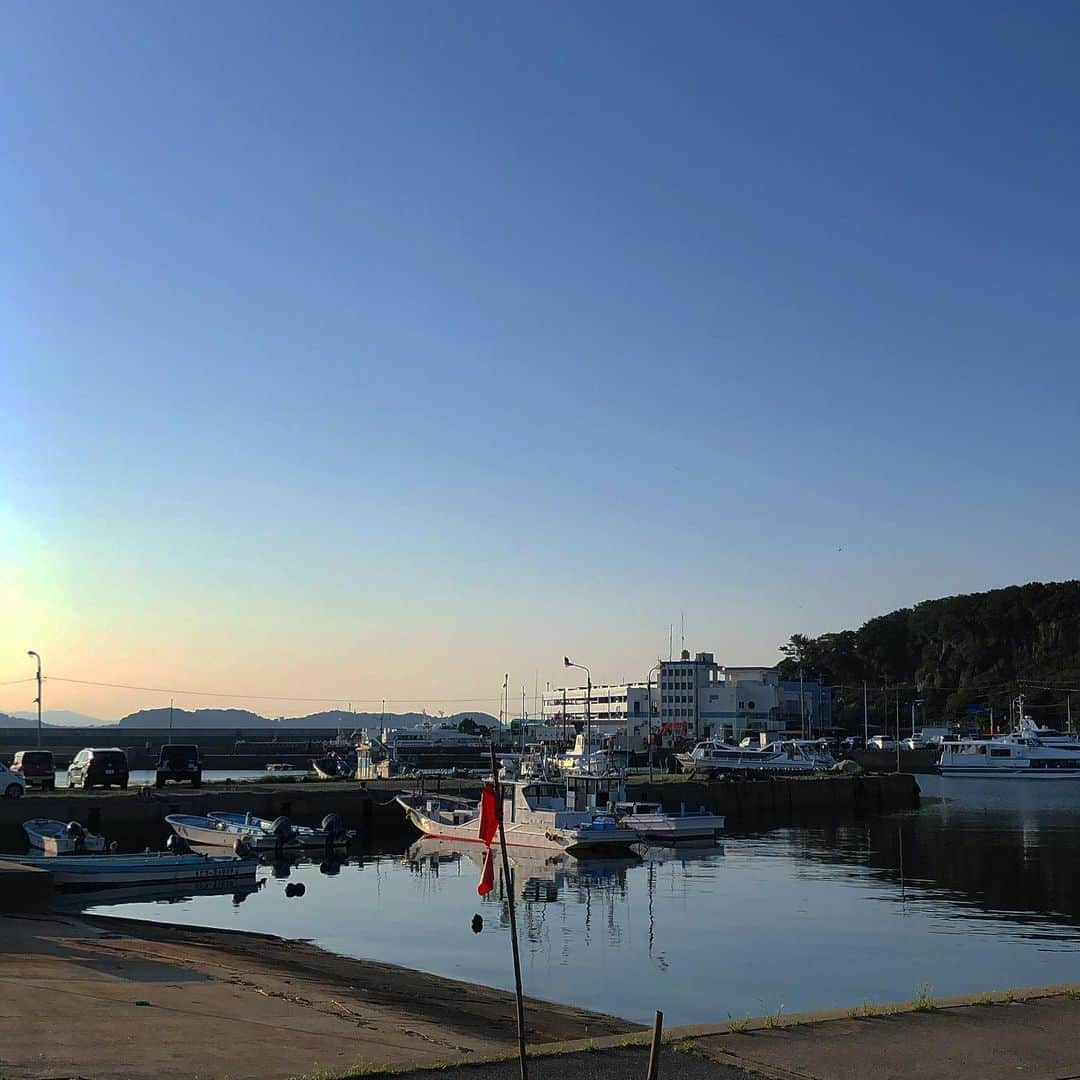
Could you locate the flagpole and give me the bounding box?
[489,743,528,1079]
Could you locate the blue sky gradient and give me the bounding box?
[3,2,1079,718]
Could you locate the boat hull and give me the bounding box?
[207,812,350,848]
[7,853,258,887]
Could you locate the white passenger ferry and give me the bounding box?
[938,736,1080,777]
[676,737,833,775]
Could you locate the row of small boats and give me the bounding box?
[8,807,356,890]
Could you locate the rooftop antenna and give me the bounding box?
[681,611,685,654]
[668,625,673,661]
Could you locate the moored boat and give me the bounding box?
[938,736,1080,777]
[396,777,639,855]
[612,801,724,843]
[23,818,107,856]
[5,851,258,888]
[165,812,299,851]
[208,811,352,847]
[676,737,833,775]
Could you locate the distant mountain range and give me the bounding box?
[0,707,499,730]
[10,710,105,727]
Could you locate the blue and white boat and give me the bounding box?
[208,811,352,848]
[6,851,257,888]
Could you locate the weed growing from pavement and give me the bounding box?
[911,984,936,1012]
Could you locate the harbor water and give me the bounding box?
[75,775,1080,1025]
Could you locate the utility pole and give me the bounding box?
[799,666,805,740]
[27,651,42,748]
[1068,695,1073,734]
[863,681,868,748]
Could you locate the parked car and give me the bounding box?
[901,737,920,751]
[156,744,202,788]
[840,736,865,753]
[0,762,27,799]
[868,735,898,751]
[67,747,130,790]
[12,749,56,790]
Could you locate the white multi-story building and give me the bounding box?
[541,682,659,750]
[545,652,832,750]
[658,651,831,742]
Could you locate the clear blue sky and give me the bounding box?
[3,2,1078,718]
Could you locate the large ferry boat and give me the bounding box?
[676,737,834,775]
[938,735,1080,777]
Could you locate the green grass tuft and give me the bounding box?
[911,984,936,1013]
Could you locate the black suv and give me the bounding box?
[156,744,202,788]
[68,747,130,790]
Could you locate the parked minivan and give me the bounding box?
[67,747,130,790]
[12,749,56,790]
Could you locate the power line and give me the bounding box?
[42,675,502,705]
[0,677,35,687]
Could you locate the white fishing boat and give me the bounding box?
[1008,716,1080,751]
[396,777,639,855]
[208,811,352,847]
[938,736,1080,777]
[676,737,833,775]
[612,801,724,843]
[22,819,107,856]
[165,812,300,852]
[6,851,258,887]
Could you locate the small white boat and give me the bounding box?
[6,851,257,888]
[939,736,1080,777]
[208,811,352,847]
[613,801,724,843]
[396,777,639,855]
[23,819,107,856]
[166,812,300,852]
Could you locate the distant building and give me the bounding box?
[544,650,831,750]
[541,682,659,750]
[659,651,831,742]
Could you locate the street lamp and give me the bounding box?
[646,662,662,782]
[27,651,42,748]
[564,657,591,774]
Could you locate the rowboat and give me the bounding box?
[23,818,107,856]
[208,811,352,847]
[5,851,258,888]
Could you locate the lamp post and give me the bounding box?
[27,651,42,748]
[646,662,661,782]
[564,657,591,774]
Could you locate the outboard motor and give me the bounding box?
[166,833,189,854]
[65,821,85,840]
[269,816,294,839]
[232,837,254,858]
[320,813,346,840]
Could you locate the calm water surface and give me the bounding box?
[76,776,1080,1024]
[51,768,309,787]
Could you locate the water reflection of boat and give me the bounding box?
[51,876,264,910]
[405,837,638,902]
[186,843,358,877]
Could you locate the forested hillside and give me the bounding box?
[777,581,1080,729]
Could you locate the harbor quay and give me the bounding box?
[0,772,919,855]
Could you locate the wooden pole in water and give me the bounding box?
[489,743,528,1080]
[646,1009,664,1080]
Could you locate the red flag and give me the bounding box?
[478,781,499,847]
[477,847,495,896]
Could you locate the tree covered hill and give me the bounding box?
[777,581,1080,728]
